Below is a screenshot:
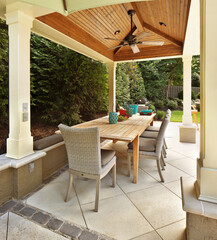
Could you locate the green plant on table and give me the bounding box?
[149,104,156,112]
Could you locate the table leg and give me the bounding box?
[150,120,154,126]
[133,135,139,184]
[113,140,118,143]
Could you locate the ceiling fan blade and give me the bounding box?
[138,41,164,46]
[107,44,128,50]
[135,31,151,41]
[130,44,140,54]
[105,37,126,42]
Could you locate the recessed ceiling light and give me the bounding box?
[114,30,121,35]
[159,22,167,27]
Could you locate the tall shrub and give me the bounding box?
[31,34,108,125]
[0,20,8,125]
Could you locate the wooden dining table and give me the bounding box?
[56,113,155,184]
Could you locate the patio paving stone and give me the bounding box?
[81,194,153,240]
[127,185,185,229]
[19,206,36,217]
[0,200,16,214]
[7,212,68,240]
[26,172,86,227]
[116,168,159,193]
[168,157,196,176]
[0,213,8,240]
[12,202,25,212]
[132,231,162,240]
[47,217,64,230]
[73,174,123,205]
[78,230,99,240]
[32,211,51,225]
[163,176,195,198]
[59,222,82,238]
[139,161,190,183]
[156,219,186,240]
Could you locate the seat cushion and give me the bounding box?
[128,138,156,152]
[34,134,63,150]
[101,149,116,166]
[140,131,158,139]
[146,126,160,132]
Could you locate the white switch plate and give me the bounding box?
[23,102,28,112]
[23,112,28,122]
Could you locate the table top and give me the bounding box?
[56,113,155,142]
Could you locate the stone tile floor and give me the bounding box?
[0,122,200,240]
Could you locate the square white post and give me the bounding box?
[195,0,217,203]
[108,62,117,113]
[6,10,34,159]
[179,55,197,143]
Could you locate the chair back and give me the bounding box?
[156,114,171,156]
[58,124,101,175]
[158,109,171,132]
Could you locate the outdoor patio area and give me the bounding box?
[0,121,199,240]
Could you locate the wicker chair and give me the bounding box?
[145,109,171,133]
[140,110,171,159]
[58,124,116,212]
[127,115,170,182]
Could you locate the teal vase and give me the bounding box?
[109,112,118,124]
[126,107,133,117]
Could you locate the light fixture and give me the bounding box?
[159,22,167,27]
[114,30,120,35]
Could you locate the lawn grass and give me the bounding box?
[170,110,200,123]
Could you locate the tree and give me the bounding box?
[125,62,146,102]
[138,60,167,102]
[157,58,183,98]
[116,63,130,107]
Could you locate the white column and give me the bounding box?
[108,62,117,112]
[182,55,193,125]
[195,0,217,203]
[6,11,34,159]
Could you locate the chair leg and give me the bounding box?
[65,172,73,202]
[163,145,167,158]
[161,152,166,167]
[156,158,164,182]
[95,179,100,212]
[112,164,116,187]
[164,138,168,149]
[160,154,165,170]
[127,154,131,177]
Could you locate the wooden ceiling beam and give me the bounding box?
[123,2,183,48]
[143,22,183,48]
[123,2,144,33]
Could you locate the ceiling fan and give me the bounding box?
[105,10,164,54]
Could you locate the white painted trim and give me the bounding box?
[32,19,113,63]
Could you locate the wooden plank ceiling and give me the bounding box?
[37,0,191,62]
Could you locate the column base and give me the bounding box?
[6,136,34,159]
[179,124,197,143]
[181,178,217,240]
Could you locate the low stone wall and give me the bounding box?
[0,134,68,205]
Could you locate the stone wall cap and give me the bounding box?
[181,177,217,219]
[0,151,46,171]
